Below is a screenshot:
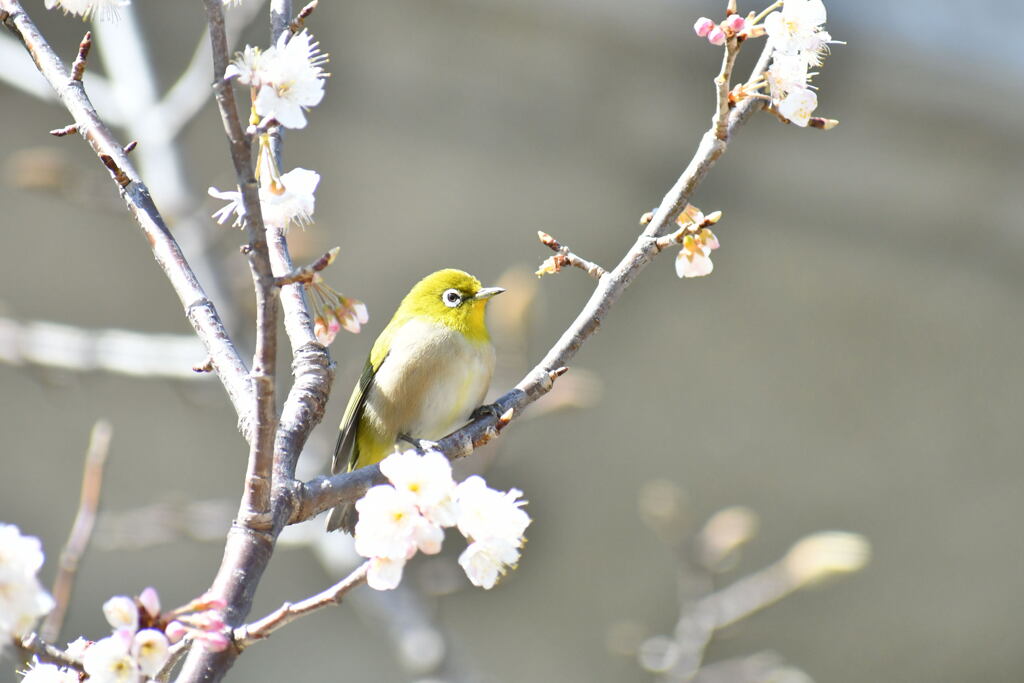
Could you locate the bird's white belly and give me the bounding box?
[366,318,495,443]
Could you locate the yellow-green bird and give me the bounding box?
[326,269,505,533]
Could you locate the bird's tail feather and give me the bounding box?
[326,502,358,534]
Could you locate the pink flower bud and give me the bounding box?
[199,631,231,652]
[693,17,715,38]
[165,621,188,643]
[139,587,161,618]
[707,26,726,45]
[724,14,746,32]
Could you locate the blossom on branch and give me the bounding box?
[226,30,328,129]
[352,451,531,591]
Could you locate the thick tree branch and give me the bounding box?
[200,0,278,520]
[0,0,254,437]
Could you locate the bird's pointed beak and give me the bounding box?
[472,286,505,301]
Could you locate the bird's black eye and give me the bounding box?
[442,288,462,308]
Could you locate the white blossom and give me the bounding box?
[131,628,170,677]
[259,167,319,229]
[777,87,818,127]
[764,0,831,64]
[454,476,530,544]
[224,46,265,86]
[380,450,458,526]
[82,630,140,683]
[102,595,139,632]
[243,30,328,129]
[208,187,244,227]
[44,0,129,20]
[19,659,79,683]
[458,537,523,590]
[0,524,55,645]
[353,485,420,561]
[366,555,407,591]
[208,167,320,231]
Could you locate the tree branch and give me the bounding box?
[0,0,254,438]
[293,40,775,524]
[232,562,368,650]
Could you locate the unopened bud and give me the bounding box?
[693,17,715,38]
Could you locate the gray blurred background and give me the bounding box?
[2,0,1023,681]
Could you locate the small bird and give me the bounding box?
[326,269,505,533]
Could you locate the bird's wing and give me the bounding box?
[332,353,386,474]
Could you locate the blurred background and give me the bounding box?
[2,0,1023,681]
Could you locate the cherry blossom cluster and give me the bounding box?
[763,0,838,126]
[693,1,840,128]
[673,204,722,279]
[353,451,531,591]
[16,583,229,683]
[0,525,54,649]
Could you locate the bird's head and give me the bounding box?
[397,269,504,342]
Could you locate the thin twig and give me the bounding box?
[0,0,254,438]
[18,632,83,671]
[49,123,76,136]
[536,231,607,279]
[293,40,776,524]
[69,31,90,82]
[273,247,338,287]
[39,420,113,643]
[233,562,369,650]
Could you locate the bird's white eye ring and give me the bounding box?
[442,288,462,308]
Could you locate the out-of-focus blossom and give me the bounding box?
[0,524,55,646]
[137,587,160,620]
[102,595,139,632]
[43,0,129,20]
[784,531,871,587]
[132,629,170,677]
[82,629,139,683]
[19,659,79,683]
